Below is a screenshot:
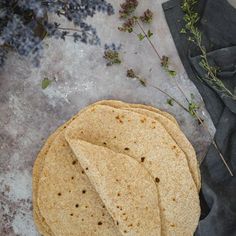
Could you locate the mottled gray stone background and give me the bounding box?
[0,1,215,235]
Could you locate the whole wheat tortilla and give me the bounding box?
[94,100,200,191]
[33,100,179,235]
[65,105,200,235]
[69,139,161,236]
[37,128,121,236]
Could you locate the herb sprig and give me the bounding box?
[181,0,235,99]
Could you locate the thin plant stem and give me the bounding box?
[136,20,162,60]
[194,112,233,176]
[149,82,189,113]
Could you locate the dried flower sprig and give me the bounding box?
[119,0,139,19]
[103,44,122,66]
[161,55,177,77]
[127,68,146,86]
[118,17,137,32]
[140,9,153,24]
[181,0,236,100]
[42,77,52,89]
[126,68,191,112]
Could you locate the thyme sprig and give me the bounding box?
[181,0,236,99]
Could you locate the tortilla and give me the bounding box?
[37,128,121,236]
[94,100,200,191]
[65,105,200,235]
[69,139,161,236]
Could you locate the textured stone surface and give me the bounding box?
[0,0,215,235]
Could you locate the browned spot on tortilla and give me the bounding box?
[115,115,123,123]
[140,117,146,123]
[72,160,77,165]
[155,177,160,183]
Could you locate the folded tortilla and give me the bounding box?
[69,139,161,236]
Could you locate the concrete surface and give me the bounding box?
[0,0,215,235]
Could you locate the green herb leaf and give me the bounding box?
[138,33,145,41]
[147,29,153,38]
[42,78,52,89]
[128,28,133,33]
[190,93,195,100]
[180,28,186,34]
[188,102,199,117]
[167,98,174,106]
[139,79,146,87]
[168,70,177,77]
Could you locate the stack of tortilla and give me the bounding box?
[33,100,201,236]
